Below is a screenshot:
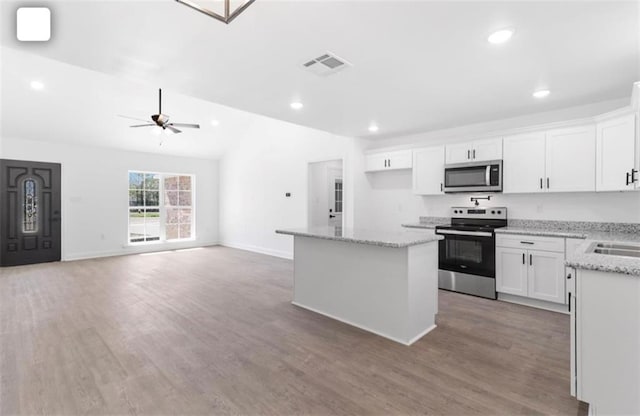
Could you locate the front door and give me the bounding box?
[328,168,343,227]
[0,159,61,266]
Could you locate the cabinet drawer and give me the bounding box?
[496,234,564,253]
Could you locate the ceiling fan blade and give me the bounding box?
[168,123,200,129]
[130,124,156,128]
[165,125,182,134]
[118,114,151,123]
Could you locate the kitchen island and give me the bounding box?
[275,226,442,345]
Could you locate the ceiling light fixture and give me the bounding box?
[30,80,44,90]
[290,101,304,110]
[210,120,220,126]
[487,28,514,44]
[533,89,551,98]
[368,124,379,133]
[175,0,256,24]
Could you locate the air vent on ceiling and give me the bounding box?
[302,52,352,76]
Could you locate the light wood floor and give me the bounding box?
[1,246,584,415]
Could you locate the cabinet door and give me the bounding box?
[387,150,413,170]
[546,124,596,192]
[503,132,546,193]
[528,250,565,304]
[496,247,528,297]
[364,153,387,172]
[413,146,445,195]
[445,142,472,164]
[473,138,503,161]
[596,114,636,191]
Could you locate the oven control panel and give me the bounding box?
[450,207,507,220]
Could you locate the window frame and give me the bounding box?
[127,170,196,246]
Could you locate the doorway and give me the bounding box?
[0,159,62,266]
[308,159,343,228]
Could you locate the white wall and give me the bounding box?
[1,137,219,260]
[218,116,365,259]
[357,99,640,230]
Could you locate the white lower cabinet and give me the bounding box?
[496,235,566,305]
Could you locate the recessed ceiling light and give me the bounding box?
[210,119,220,126]
[533,89,550,98]
[30,80,44,90]
[290,101,304,110]
[368,124,379,133]
[487,29,514,44]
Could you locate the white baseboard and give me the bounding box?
[220,241,293,260]
[63,241,220,262]
[498,293,569,314]
[291,301,436,346]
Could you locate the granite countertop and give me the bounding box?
[275,226,442,248]
[566,240,640,276]
[401,216,449,230]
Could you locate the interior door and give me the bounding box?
[0,159,61,266]
[327,168,343,227]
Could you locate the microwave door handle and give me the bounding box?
[485,165,491,185]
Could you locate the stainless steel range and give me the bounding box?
[435,207,507,299]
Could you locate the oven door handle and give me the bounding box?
[436,229,493,237]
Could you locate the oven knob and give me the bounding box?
[491,210,495,214]
[497,210,502,214]
[454,210,458,214]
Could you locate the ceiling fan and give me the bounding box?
[118,88,200,134]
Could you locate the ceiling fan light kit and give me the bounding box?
[175,0,256,24]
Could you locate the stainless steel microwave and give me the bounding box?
[443,160,503,193]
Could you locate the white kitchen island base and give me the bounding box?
[289,233,439,345]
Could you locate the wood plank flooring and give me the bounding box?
[0,246,584,415]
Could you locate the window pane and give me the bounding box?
[165,191,178,206]
[145,173,159,190]
[129,209,145,242]
[145,191,159,206]
[129,172,144,190]
[166,208,179,224]
[178,191,192,206]
[129,190,144,206]
[166,224,179,240]
[179,208,192,224]
[179,223,191,239]
[144,209,160,241]
[179,176,192,190]
[164,175,178,191]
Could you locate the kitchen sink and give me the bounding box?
[590,242,640,258]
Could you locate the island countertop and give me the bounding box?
[276,226,442,248]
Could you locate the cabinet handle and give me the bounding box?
[388,159,391,168]
[473,149,476,159]
[547,177,550,189]
[522,253,525,264]
[384,159,388,168]
[568,292,571,313]
[633,169,639,183]
[520,241,534,245]
[529,254,532,266]
[627,172,631,186]
[467,150,471,160]
[440,183,443,192]
[540,178,543,189]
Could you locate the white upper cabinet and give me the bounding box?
[445,138,503,164]
[545,124,596,193]
[596,114,637,191]
[364,150,412,172]
[473,138,503,161]
[413,146,445,195]
[503,132,546,193]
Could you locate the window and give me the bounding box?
[128,171,194,244]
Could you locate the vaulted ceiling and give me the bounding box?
[1,0,638,140]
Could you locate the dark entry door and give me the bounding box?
[0,159,61,266]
